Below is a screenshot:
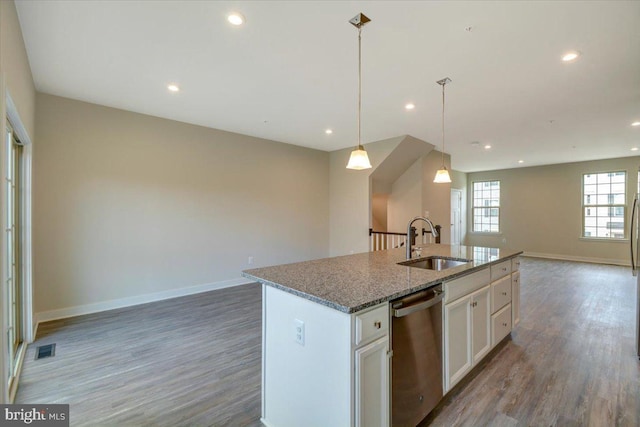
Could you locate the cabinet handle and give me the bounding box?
[502,267,507,272]
[374,321,382,329]
[501,291,507,296]
[502,322,508,327]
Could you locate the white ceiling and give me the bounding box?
[15,1,640,172]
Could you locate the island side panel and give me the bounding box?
[262,284,352,427]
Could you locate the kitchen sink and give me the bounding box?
[398,256,472,271]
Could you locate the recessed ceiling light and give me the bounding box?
[518,160,524,164]
[631,147,639,151]
[562,51,580,62]
[632,121,640,127]
[405,103,415,110]
[228,13,245,26]
[325,129,333,134]
[484,144,492,150]
[167,84,180,92]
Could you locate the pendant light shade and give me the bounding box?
[434,77,452,183]
[347,146,372,170]
[434,167,451,183]
[346,13,372,170]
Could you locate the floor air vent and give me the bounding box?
[35,343,56,360]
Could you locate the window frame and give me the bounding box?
[581,170,627,240]
[472,180,501,234]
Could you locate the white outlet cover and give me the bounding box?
[294,319,305,346]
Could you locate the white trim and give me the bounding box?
[523,251,629,267]
[261,284,267,420]
[35,278,253,324]
[19,133,34,344]
[7,342,26,404]
[1,73,8,404]
[5,94,31,145]
[578,237,629,243]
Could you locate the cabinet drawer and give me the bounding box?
[490,260,512,281]
[491,303,512,346]
[491,275,512,313]
[444,267,490,303]
[511,257,521,272]
[354,304,389,346]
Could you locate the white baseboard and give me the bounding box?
[523,251,629,267]
[34,277,253,325]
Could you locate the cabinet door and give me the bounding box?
[490,275,512,314]
[354,336,389,427]
[512,271,520,327]
[471,286,491,363]
[444,295,472,392]
[491,303,512,346]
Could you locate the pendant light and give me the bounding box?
[434,77,452,183]
[346,13,372,170]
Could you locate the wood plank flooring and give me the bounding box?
[15,258,640,426]
[15,284,263,426]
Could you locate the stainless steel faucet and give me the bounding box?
[406,216,439,259]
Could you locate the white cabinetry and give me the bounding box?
[262,285,389,427]
[444,292,471,390]
[353,304,389,427]
[511,258,521,327]
[491,303,512,345]
[443,255,522,394]
[489,257,519,346]
[443,267,491,392]
[354,335,389,427]
[471,286,491,365]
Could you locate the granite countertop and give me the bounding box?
[242,244,523,314]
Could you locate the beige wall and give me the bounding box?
[387,158,422,233]
[371,194,388,232]
[1,0,35,138]
[34,93,329,315]
[329,137,402,256]
[466,157,640,264]
[422,150,452,243]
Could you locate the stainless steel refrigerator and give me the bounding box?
[629,191,640,359]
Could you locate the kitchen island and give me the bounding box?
[243,244,523,427]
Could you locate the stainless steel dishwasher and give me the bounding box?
[391,284,443,426]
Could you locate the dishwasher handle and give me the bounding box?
[392,292,444,318]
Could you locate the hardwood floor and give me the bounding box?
[16,258,640,426]
[15,283,263,426]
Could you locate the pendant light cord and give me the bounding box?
[441,81,445,167]
[357,26,362,150]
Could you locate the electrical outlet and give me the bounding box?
[294,319,305,346]
[248,256,253,265]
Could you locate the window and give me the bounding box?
[473,181,500,232]
[583,171,626,239]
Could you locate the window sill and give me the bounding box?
[469,231,503,236]
[579,237,629,243]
